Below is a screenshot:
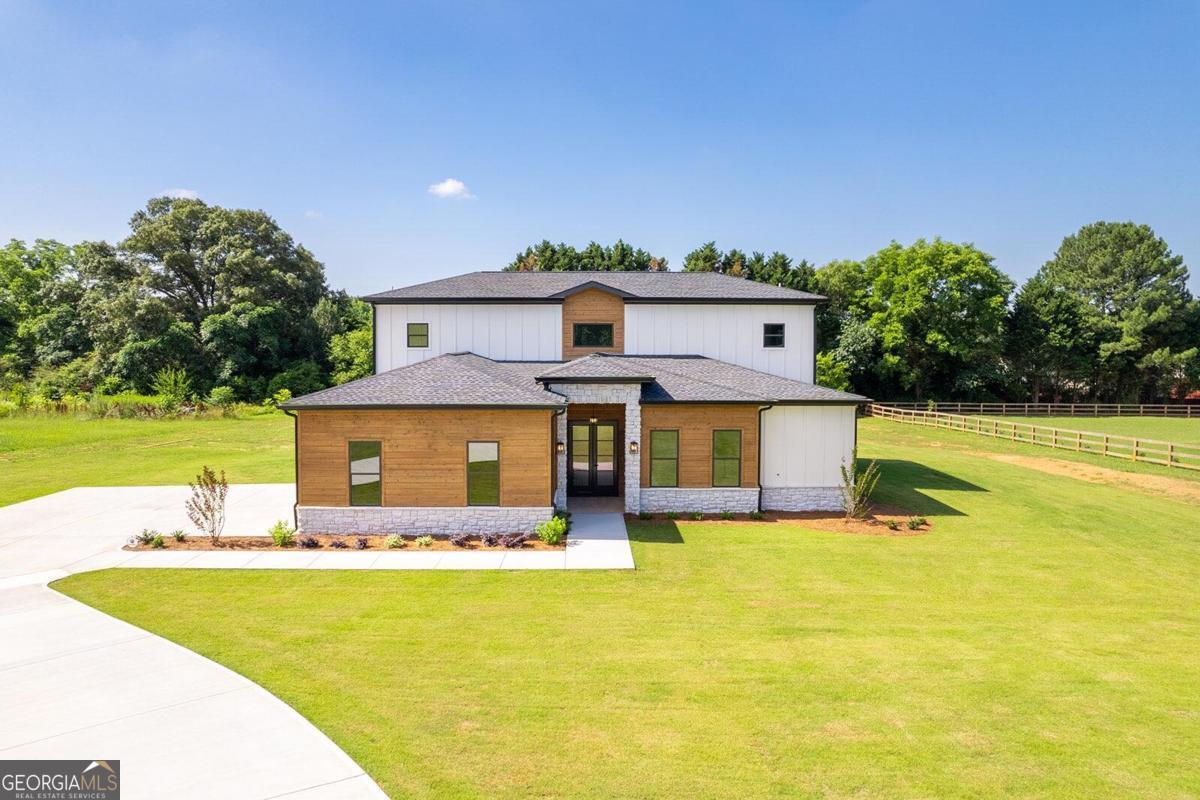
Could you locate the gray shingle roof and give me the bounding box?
[282,352,866,409]
[601,355,867,404]
[535,354,655,383]
[364,271,824,304]
[279,353,566,409]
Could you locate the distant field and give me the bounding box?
[979,415,1200,445]
[0,413,292,507]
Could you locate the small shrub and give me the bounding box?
[170,529,188,542]
[149,533,165,549]
[449,533,471,548]
[749,511,765,521]
[637,511,652,520]
[480,532,500,547]
[384,534,404,549]
[885,519,901,531]
[298,535,320,549]
[186,466,229,545]
[665,510,679,520]
[262,387,292,408]
[329,536,349,549]
[535,516,567,545]
[152,366,192,410]
[719,510,734,521]
[135,528,159,545]
[207,385,237,408]
[354,536,369,550]
[906,517,924,531]
[690,512,704,521]
[501,533,530,549]
[268,519,296,547]
[415,535,434,548]
[840,449,881,520]
[912,515,928,527]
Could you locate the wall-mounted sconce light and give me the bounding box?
[629,440,639,454]
[556,441,565,454]
[588,417,598,424]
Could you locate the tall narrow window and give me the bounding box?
[467,441,500,506]
[712,430,742,487]
[349,441,381,506]
[649,430,679,487]
[573,323,614,347]
[763,323,785,348]
[407,322,429,348]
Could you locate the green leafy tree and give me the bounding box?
[682,241,722,273]
[330,325,373,384]
[858,239,1013,400]
[505,240,663,272]
[1005,276,1098,402]
[1037,221,1198,401]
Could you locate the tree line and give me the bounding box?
[0,196,373,404]
[3,196,1195,406]
[508,226,1199,402]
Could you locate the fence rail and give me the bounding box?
[876,401,1198,418]
[868,404,1200,472]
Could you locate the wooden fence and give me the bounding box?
[876,401,1198,418]
[868,404,1200,472]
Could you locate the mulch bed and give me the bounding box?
[625,506,931,536]
[124,533,566,552]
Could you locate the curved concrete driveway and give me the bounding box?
[0,485,386,799]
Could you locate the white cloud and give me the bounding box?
[161,187,199,200]
[304,209,323,220]
[427,178,475,199]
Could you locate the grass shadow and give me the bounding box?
[625,522,684,544]
[868,458,986,517]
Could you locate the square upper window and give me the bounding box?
[573,323,614,348]
[407,322,429,348]
[763,323,785,348]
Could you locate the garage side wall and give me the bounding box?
[760,405,856,511]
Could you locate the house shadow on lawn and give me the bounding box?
[626,524,685,544]
[869,459,986,517]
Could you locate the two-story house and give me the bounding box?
[280,271,866,535]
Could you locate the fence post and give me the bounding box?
[1168,442,1174,468]
[1133,439,1139,462]
[1103,435,1108,456]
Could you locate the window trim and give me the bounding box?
[711,429,742,487]
[572,322,615,348]
[762,322,786,348]
[466,440,501,507]
[348,440,382,507]
[407,322,429,349]
[649,429,679,488]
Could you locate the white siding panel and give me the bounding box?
[625,304,815,381]
[761,406,856,488]
[374,304,561,371]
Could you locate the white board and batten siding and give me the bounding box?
[761,405,856,488]
[374,304,562,371]
[623,304,815,382]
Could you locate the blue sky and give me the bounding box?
[1,0,1197,294]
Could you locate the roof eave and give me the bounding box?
[279,402,565,411]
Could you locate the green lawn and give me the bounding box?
[0,413,292,506]
[55,418,1200,798]
[979,415,1200,445]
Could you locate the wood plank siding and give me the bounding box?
[640,404,761,488]
[561,288,625,359]
[296,409,555,507]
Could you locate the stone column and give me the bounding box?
[624,398,641,513]
[554,411,568,509]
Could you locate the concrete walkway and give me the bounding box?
[0,485,633,798]
[0,485,385,799]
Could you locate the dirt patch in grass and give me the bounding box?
[987,453,1200,505]
[625,507,930,536]
[124,533,565,552]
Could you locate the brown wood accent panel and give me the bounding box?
[562,288,624,359]
[640,404,761,488]
[297,409,553,507]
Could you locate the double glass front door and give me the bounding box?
[569,421,617,496]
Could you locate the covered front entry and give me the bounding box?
[568,419,619,496]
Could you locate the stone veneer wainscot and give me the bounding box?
[297,506,553,536]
